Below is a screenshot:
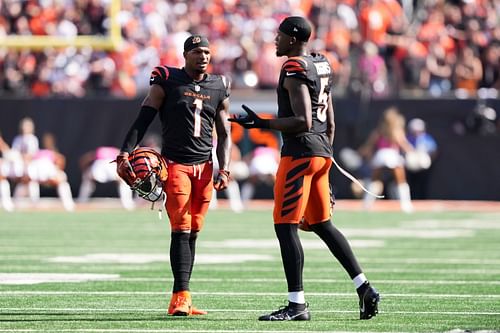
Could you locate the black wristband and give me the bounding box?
[219,169,230,178]
[260,119,271,129]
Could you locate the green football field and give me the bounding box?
[0,206,499,333]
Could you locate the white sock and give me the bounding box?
[362,182,378,209]
[288,291,305,304]
[0,179,14,212]
[118,181,135,210]
[241,182,255,202]
[77,177,95,202]
[226,181,243,212]
[397,182,413,213]
[57,182,75,211]
[353,273,368,289]
[28,181,40,202]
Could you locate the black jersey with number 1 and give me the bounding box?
[150,66,230,164]
[277,54,334,158]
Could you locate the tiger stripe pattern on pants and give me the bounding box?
[273,156,332,224]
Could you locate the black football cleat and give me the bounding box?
[258,303,311,321]
[359,284,380,320]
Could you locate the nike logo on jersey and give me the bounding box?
[150,78,155,82]
[286,72,296,76]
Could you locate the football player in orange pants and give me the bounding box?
[230,16,379,321]
[116,35,232,316]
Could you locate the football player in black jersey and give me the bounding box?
[230,16,380,321]
[116,35,232,316]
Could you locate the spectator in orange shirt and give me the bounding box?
[454,44,483,98]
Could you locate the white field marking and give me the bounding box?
[5,239,383,251]
[41,252,500,266]
[401,219,500,230]
[1,291,499,299]
[0,273,119,285]
[45,253,273,264]
[0,308,499,317]
[113,277,500,285]
[1,250,498,261]
[2,266,500,275]
[46,253,500,265]
[0,275,498,286]
[4,254,499,266]
[193,266,500,275]
[340,228,474,238]
[353,258,500,265]
[2,264,500,278]
[367,267,500,274]
[200,239,384,249]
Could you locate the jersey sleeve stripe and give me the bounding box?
[284,65,306,72]
[156,66,169,79]
[283,59,307,73]
[151,65,169,80]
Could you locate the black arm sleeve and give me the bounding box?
[120,105,158,153]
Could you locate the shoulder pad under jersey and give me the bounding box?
[149,65,169,86]
[282,57,308,78]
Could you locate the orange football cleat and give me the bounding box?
[171,290,192,316]
[168,291,207,316]
[167,292,178,315]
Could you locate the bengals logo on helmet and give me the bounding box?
[128,147,168,202]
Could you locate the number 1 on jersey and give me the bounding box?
[193,98,202,137]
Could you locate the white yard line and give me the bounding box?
[2,266,500,275]
[113,277,500,285]
[358,258,500,264]
[1,274,498,285]
[0,291,499,298]
[0,308,498,316]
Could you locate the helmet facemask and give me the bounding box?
[127,147,168,204]
[132,169,164,202]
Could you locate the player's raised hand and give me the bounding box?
[228,104,270,129]
[115,152,136,186]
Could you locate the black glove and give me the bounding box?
[228,104,270,129]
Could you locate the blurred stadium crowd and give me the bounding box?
[0,0,499,99]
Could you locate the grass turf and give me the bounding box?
[0,207,499,332]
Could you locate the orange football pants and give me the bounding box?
[164,161,213,232]
[273,156,332,224]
